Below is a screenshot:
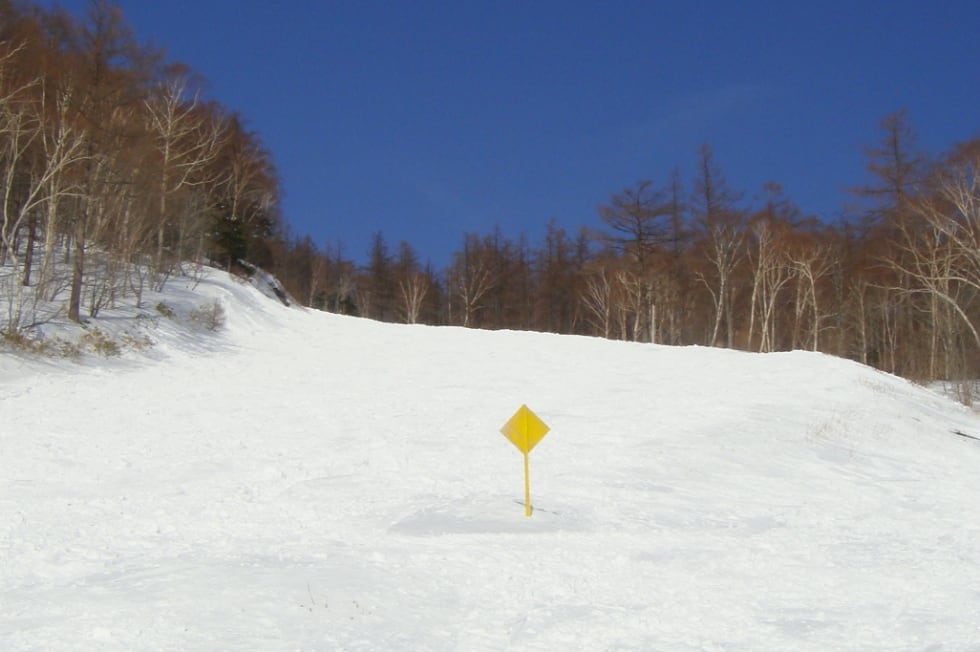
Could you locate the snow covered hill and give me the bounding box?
[3,267,980,650]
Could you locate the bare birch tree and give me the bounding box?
[447,233,498,328]
[143,72,225,287]
[788,239,839,351]
[692,145,745,347]
[581,263,614,339]
[893,152,980,355]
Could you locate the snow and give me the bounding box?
[3,268,980,650]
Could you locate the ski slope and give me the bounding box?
[3,268,980,650]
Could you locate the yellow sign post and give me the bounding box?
[499,404,551,517]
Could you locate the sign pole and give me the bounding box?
[499,404,550,518]
[523,451,531,517]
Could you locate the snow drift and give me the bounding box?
[2,267,980,650]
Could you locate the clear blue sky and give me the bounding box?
[46,1,980,266]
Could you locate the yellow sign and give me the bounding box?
[499,405,551,517]
[500,404,550,453]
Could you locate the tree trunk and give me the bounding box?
[68,217,85,323]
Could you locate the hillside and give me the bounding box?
[2,267,980,650]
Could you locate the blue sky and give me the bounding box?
[46,1,980,266]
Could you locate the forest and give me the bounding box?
[2,1,980,390]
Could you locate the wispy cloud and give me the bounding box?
[623,82,776,145]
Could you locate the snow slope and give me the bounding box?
[3,268,980,651]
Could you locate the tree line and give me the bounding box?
[3,1,980,389]
[275,122,980,387]
[1,0,281,331]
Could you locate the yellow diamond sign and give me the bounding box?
[500,404,551,454]
[499,404,551,518]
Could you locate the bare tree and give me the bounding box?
[0,75,40,269]
[746,213,792,352]
[392,240,429,324]
[533,222,591,335]
[0,60,87,331]
[65,0,157,322]
[788,237,839,351]
[398,273,428,324]
[143,71,225,287]
[34,75,90,301]
[580,261,615,339]
[447,233,499,328]
[597,180,672,341]
[691,145,745,347]
[853,110,926,374]
[893,151,980,357]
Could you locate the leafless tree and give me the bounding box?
[580,263,614,339]
[143,72,225,287]
[597,180,672,341]
[746,216,792,352]
[447,233,499,327]
[893,152,980,355]
[691,145,746,347]
[1,66,88,331]
[788,238,839,351]
[398,273,429,324]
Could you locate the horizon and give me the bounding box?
[41,0,980,266]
